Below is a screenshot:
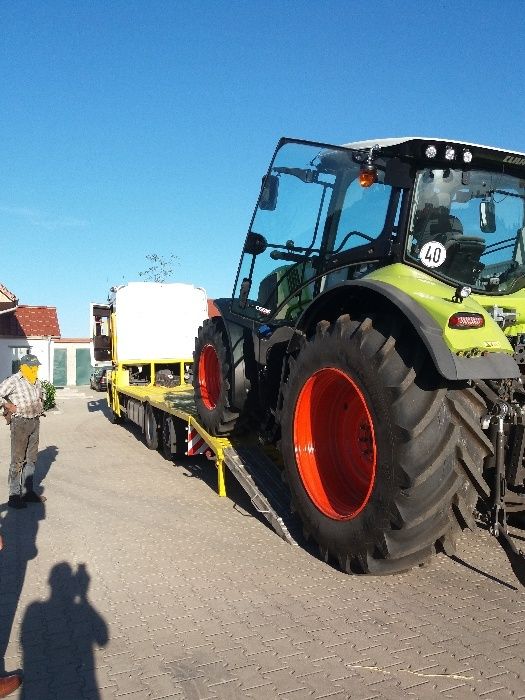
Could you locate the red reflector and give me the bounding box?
[448,312,485,329]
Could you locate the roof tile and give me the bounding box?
[0,305,61,338]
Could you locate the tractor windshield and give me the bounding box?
[406,168,525,294]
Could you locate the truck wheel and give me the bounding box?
[280,314,491,574]
[161,414,186,460]
[144,404,159,450]
[194,319,239,436]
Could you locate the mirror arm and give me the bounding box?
[239,278,251,309]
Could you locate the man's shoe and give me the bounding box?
[0,673,22,697]
[22,491,46,503]
[7,495,27,509]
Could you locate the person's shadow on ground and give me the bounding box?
[0,446,57,689]
[0,497,45,685]
[20,562,108,699]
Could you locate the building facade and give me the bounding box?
[0,305,60,382]
[0,303,92,386]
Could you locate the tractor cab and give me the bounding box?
[231,137,525,327]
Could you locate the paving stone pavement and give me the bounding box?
[0,386,524,700]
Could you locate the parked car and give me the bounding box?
[90,367,109,391]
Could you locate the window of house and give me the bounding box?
[11,346,31,373]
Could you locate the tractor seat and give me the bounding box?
[441,234,486,283]
[413,208,464,247]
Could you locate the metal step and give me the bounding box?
[223,446,300,546]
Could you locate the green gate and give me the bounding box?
[53,349,67,387]
[75,348,91,385]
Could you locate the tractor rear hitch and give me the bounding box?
[481,401,525,584]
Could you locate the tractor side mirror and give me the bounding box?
[480,198,496,233]
[259,174,279,211]
[244,232,268,256]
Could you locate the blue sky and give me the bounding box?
[2,0,525,337]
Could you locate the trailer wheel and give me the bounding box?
[161,414,186,460]
[194,319,239,436]
[280,314,492,574]
[144,404,159,450]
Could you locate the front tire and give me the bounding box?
[193,319,239,436]
[280,314,491,574]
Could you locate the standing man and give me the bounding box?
[0,354,46,509]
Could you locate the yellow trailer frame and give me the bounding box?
[106,359,297,544]
[108,359,230,497]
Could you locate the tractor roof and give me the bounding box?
[342,137,525,161]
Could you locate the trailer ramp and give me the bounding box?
[223,445,299,546]
[163,389,300,545]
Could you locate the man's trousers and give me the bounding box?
[8,416,39,496]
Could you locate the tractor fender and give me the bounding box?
[207,298,252,411]
[294,279,520,381]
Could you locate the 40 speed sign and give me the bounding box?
[419,241,446,268]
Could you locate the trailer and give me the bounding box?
[91,281,298,545]
[127,382,298,544]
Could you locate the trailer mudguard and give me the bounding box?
[296,280,521,381]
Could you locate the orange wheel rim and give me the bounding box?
[199,344,221,409]
[293,368,376,520]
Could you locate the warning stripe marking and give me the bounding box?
[186,427,209,456]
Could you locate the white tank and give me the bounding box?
[111,282,208,362]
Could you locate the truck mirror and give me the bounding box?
[259,174,279,211]
[244,232,268,256]
[480,198,496,233]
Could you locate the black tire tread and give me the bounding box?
[281,313,492,574]
[144,404,159,450]
[193,319,240,436]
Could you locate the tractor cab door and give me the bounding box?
[231,140,336,326]
[90,303,112,364]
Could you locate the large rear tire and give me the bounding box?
[280,314,492,574]
[193,319,239,436]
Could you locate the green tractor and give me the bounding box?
[194,137,525,575]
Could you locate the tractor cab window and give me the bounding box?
[334,177,392,250]
[406,168,525,293]
[320,168,395,291]
[232,140,396,322]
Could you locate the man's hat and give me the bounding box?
[19,354,41,367]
